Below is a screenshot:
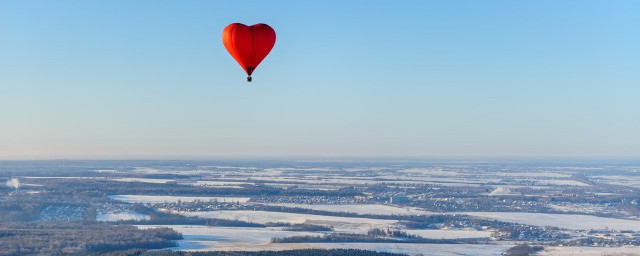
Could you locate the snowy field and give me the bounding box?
[24,176,99,179]
[230,243,511,256]
[111,178,176,184]
[262,203,432,216]
[404,229,493,239]
[138,225,509,255]
[486,172,572,178]
[97,211,150,222]
[189,180,253,186]
[592,175,640,189]
[183,180,253,188]
[129,167,215,175]
[249,176,492,187]
[136,225,317,251]
[488,187,520,196]
[540,246,640,256]
[535,180,590,186]
[463,212,640,231]
[109,195,251,204]
[171,210,397,232]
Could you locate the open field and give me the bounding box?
[136,225,318,251]
[262,204,432,216]
[97,211,150,222]
[109,195,252,204]
[463,212,640,231]
[137,225,509,255]
[171,210,398,232]
[539,246,640,256]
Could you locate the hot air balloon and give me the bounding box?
[222,23,276,82]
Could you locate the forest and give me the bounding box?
[271,228,484,244]
[0,221,181,255]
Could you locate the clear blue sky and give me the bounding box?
[1,0,639,159]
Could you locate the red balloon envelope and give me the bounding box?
[222,23,276,82]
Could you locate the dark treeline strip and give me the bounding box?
[0,221,181,255]
[281,223,333,232]
[242,204,512,229]
[40,179,363,197]
[503,244,544,256]
[272,228,487,244]
[118,216,266,228]
[271,233,485,244]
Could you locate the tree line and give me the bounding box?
[0,221,181,255]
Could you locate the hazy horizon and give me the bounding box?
[1,156,639,165]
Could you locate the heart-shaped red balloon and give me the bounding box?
[222,23,276,82]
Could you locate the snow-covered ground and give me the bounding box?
[262,203,432,216]
[91,169,119,173]
[136,225,318,251]
[21,183,44,187]
[487,172,571,178]
[97,211,150,222]
[129,167,215,176]
[170,210,397,232]
[24,176,99,179]
[226,243,511,256]
[183,180,252,188]
[463,212,640,231]
[539,246,640,256]
[189,180,253,186]
[592,175,640,188]
[249,176,492,187]
[535,180,590,186]
[111,178,176,184]
[404,229,493,239]
[40,206,86,221]
[488,187,519,196]
[138,225,509,255]
[548,203,627,216]
[399,168,462,176]
[109,195,251,204]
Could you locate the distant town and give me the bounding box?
[1,159,640,255]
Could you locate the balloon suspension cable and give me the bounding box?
[247,76,252,82]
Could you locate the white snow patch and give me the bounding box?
[188,180,253,187]
[592,175,640,188]
[111,178,175,184]
[233,243,510,256]
[539,246,640,256]
[109,195,251,204]
[263,203,432,216]
[463,212,640,231]
[137,225,509,255]
[171,210,397,233]
[92,169,119,173]
[136,225,317,251]
[97,211,150,222]
[488,187,519,196]
[536,180,590,186]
